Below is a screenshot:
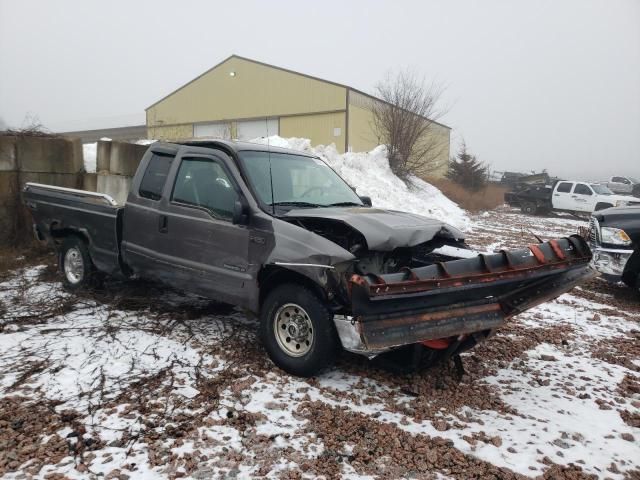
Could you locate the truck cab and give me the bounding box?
[552,181,639,213]
[605,176,639,195]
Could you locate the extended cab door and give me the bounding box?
[552,181,575,211]
[121,146,178,280]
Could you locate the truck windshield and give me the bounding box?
[238,151,363,211]
[591,184,613,195]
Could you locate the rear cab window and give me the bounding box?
[556,182,573,193]
[139,153,175,200]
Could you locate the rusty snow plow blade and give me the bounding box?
[347,235,595,353]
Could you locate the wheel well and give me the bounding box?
[258,266,327,307]
[595,202,613,211]
[49,223,90,245]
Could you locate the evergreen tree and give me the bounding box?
[447,142,487,191]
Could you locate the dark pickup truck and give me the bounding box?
[24,140,595,376]
[588,206,640,293]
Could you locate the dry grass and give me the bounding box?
[425,178,508,212]
[0,244,53,277]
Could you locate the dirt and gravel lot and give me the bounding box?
[0,207,638,479]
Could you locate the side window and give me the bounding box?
[612,176,627,184]
[172,157,238,221]
[139,153,174,200]
[574,184,592,195]
[556,182,572,193]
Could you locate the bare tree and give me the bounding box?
[371,69,448,178]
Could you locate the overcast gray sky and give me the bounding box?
[1,0,638,180]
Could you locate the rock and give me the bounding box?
[552,439,570,449]
[620,433,635,442]
[540,354,557,362]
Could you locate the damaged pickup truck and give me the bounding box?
[24,140,595,376]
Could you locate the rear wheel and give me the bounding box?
[260,284,339,377]
[521,202,537,215]
[59,236,95,290]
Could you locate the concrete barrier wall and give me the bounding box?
[1,134,85,246]
[94,139,146,203]
[96,174,132,205]
[0,135,148,246]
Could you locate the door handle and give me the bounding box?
[158,214,168,233]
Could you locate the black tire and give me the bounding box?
[59,236,95,290]
[595,202,614,211]
[521,202,537,215]
[622,272,640,294]
[259,284,339,377]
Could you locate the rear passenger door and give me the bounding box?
[553,181,575,210]
[162,152,251,305]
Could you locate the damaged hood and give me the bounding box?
[284,207,464,250]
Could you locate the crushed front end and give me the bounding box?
[334,236,595,358]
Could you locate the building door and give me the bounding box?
[237,118,278,141]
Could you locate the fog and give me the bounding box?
[1,0,638,180]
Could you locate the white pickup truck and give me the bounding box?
[603,176,639,196]
[505,180,640,215]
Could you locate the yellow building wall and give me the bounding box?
[280,112,346,153]
[347,103,379,152]
[147,57,347,128]
[347,90,450,178]
[146,124,193,141]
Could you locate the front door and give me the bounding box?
[162,152,251,305]
[572,183,597,212]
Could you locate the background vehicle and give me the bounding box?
[505,180,640,215]
[588,206,640,293]
[603,176,640,196]
[24,140,594,376]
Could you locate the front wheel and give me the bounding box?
[259,284,339,377]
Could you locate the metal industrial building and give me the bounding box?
[146,55,451,174]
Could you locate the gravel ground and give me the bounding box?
[0,207,638,479]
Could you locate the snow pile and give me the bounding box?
[251,136,470,231]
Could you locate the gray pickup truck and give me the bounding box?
[24,140,594,376]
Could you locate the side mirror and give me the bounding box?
[359,196,372,207]
[232,198,250,225]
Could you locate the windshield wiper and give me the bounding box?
[270,201,323,208]
[326,201,363,207]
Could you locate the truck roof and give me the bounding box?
[174,139,317,158]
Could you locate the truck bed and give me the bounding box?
[23,183,124,275]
